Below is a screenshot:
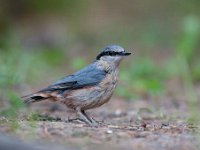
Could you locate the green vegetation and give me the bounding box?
[0,48,65,130]
[175,16,200,123]
[117,57,165,99]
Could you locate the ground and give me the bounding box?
[0,95,199,150]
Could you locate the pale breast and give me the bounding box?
[94,69,118,106]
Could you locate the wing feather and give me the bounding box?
[39,62,106,92]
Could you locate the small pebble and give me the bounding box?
[115,109,122,116]
[106,129,113,134]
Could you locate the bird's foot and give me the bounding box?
[88,117,106,127]
[67,116,105,127]
[67,117,85,124]
[68,117,98,127]
[72,108,100,127]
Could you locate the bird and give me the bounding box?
[22,45,131,126]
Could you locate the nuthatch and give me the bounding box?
[22,45,131,126]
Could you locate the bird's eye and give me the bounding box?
[108,51,116,56]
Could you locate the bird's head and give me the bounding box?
[96,45,131,66]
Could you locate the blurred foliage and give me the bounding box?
[116,58,164,99]
[177,16,199,60]
[175,16,200,123]
[0,48,65,127]
[0,0,90,17]
[71,57,87,70]
[0,92,23,117]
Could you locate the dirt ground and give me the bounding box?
[0,93,200,150]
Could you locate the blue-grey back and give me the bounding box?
[39,61,106,92]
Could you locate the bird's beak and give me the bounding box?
[122,52,132,56]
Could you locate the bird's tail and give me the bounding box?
[22,92,49,105]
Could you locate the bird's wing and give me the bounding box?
[39,62,106,92]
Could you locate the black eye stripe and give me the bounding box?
[109,51,117,56]
[96,51,125,60]
[106,51,116,56]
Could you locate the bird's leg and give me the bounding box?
[81,110,98,126]
[76,108,96,127]
[83,112,105,126]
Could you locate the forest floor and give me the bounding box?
[0,92,200,150]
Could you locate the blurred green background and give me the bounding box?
[0,0,200,121]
